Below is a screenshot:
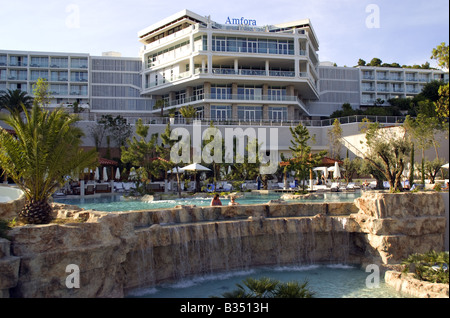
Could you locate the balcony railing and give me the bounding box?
[84,114,412,128]
[145,68,311,89]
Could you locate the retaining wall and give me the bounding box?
[0,192,446,298]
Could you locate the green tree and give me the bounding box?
[179,105,198,124]
[363,123,411,192]
[32,78,52,108]
[404,115,444,184]
[424,158,446,184]
[121,119,160,195]
[289,123,326,192]
[357,58,366,66]
[100,114,132,148]
[368,58,382,67]
[430,42,449,70]
[327,119,343,160]
[157,122,182,197]
[230,137,262,185]
[0,104,98,224]
[435,83,449,119]
[341,157,363,183]
[359,157,386,189]
[0,89,33,114]
[153,99,167,117]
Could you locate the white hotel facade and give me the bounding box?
[0,10,449,159]
[1,9,448,121]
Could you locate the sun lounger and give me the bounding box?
[346,182,356,191]
[330,182,339,192]
[85,184,95,195]
[410,184,424,191]
[114,182,125,193]
[95,183,111,193]
[206,184,215,192]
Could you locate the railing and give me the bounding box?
[156,93,310,113]
[145,68,313,89]
[82,114,411,128]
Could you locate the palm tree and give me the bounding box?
[0,104,98,224]
[179,105,197,124]
[0,89,33,114]
[219,277,314,298]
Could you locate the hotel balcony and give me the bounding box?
[143,67,318,100]
[147,92,311,116]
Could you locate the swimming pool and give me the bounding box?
[54,191,361,212]
[127,264,407,298]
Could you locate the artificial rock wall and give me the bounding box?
[0,192,446,298]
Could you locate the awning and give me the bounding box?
[99,158,118,166]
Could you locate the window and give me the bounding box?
[50,84,68,95]
[9,55,28,67]
[211,105,232,121]
[71,71,88,82]
[50,57,68,68]
[30,56,48,68]
[71,57,88,69]
[268,86,286,101]
[193,85,204,101]
[238,106,262,121]
[237,85,262,100]
[211,84,231,99]
[175,90,186,104]
[269,107,287,121]
[30,70,48,81]
[51,71,68,82]
[213,37,226,51]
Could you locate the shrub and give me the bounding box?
[401,250,449,284]
[216,277,314,298]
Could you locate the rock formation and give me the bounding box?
[0,191,446,298]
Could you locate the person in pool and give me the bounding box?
[210,193,222,206]
[228,196,239,206]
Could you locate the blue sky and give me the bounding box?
[0,0,448,68]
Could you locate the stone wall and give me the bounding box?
[0,192,446,298]
[352,191,446,264]
[384,271,449,298]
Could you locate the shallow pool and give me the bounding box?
[0,186,23,203]
[54,192,361,212]
[127,264,408,298]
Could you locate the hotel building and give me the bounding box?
[1,9,448,121]
[139,10,320,122]
[1,9,449,160]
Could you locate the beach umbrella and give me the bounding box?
[182,163,211,172]
[94,167,100,181]
[333,161,341,179]
[182,163,211,192]
[441,163,449,169]
[115,167,121,180]
[103,166,108,182]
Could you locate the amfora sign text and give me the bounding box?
[225,17,257,26]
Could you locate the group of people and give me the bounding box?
[210,193,239,206]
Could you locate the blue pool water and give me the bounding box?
[54,192,361,212]
[127,264,407,298]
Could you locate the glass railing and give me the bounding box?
[105,114,411,128]
[145,68,308,89]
